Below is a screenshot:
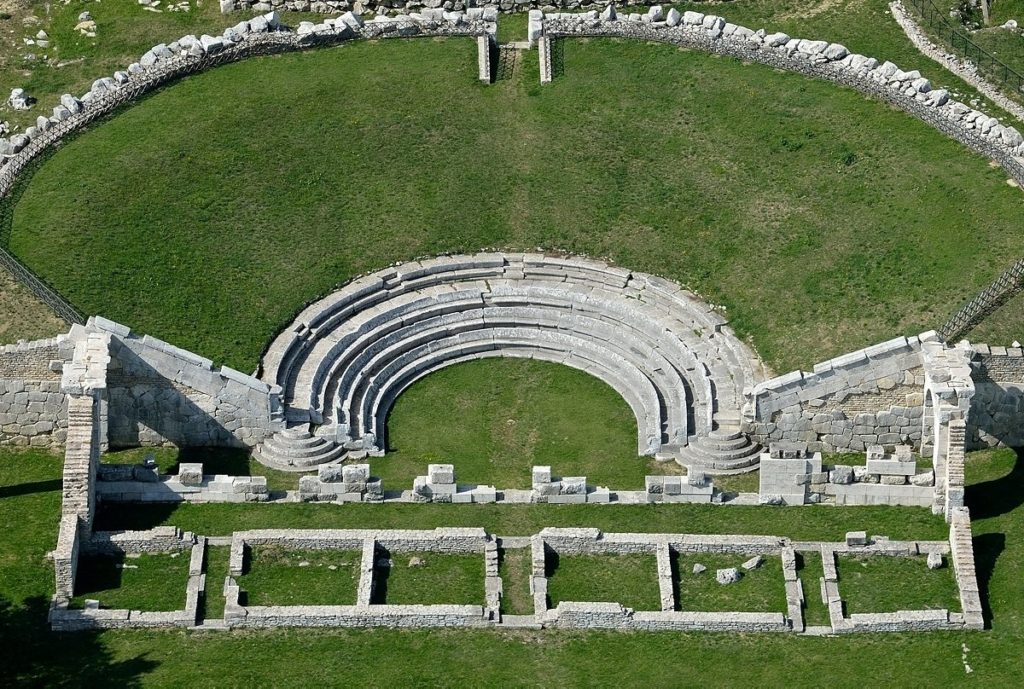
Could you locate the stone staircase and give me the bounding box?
[253,426,344,471]
[673,427,762,475]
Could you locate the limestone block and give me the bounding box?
[716,568,742,584]
[343,463,370,484]
[428,463,455,485]
[318,464,343,483]
[741,555,764,571]
[532,465,552,486]
[829,465,854,485]
[910,470,935,487]
[645,475,664,494]
[179,463,203,487]
[880,475,907,486]
[560,477,586,495]
[846,531,869,547]
[927,552,944,570]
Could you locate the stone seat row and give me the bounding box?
[260,255,764,462]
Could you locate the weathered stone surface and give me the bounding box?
[716,567,742,585]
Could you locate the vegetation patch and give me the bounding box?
[837,553,961,614]
[201,545,230,620]
[672,552,787,612]
[70,552,188,611]
[237,546,361,606]
[546,553,660,611]
[10,38,1024,374]
[498,547,534,615]
[373,550,483,605]
[795,550,831,626]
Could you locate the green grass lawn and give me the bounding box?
[237,546,361,606]
[8,37,1024,376]
[837,553,962,614]
[546,553,661,611]
[105,446,298,493]
[795,550,831,626]
[374,551,484,605]
[3,446,1024,685]
[380,358,645,489]
[71,552,188,612]
[498,547,533,615]
[200,545,230,621]
[672,552,788,612]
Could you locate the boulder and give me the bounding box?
[219,0,235,12]
[823,43,848,60]
[601,4,616,21]
[716,567,742,584]
[910,470,935,487]
[829,465,854,485]
[8,88,32,110]
[665,8,680,27]
[682,11,704,25]
[764,32,790,48]
[200,35,225,54]
[647,5,663,22]
[741,555,764,570]
[692,563,707,575]
[927,552,944,570]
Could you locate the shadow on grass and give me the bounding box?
[370,547,391,605]
[974,532,1005,629]
[72,554,126,601]
[965,447,1024,520]
[0,595,156,686]
[0,478,62,499]
[165,447,253,476]
[94,502,179,532]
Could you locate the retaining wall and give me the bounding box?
[93,317,284,448]
[745,334,933,452]
[0,338,69,447]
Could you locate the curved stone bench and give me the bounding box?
[258,253,767,471]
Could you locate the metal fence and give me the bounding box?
[906,0,1024,96]
[938,258,1024,342]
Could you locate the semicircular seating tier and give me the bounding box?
[256,253,768,474]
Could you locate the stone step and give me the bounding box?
[263,434,337,459]
[279,426,313,441]
[253,441,345,472]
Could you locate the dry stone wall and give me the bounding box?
[91,317,284,448]
[968,344,1024,447]
[0,338,69,447]
[541,10,1024,182]
[745,334,934,453]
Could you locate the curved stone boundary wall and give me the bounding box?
[890,0,1024,124]
[539,9,1024,184]
[0,11,494,199]
[224,1,647,15]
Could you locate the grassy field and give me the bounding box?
[546,553,662,611]
[7,35,1024,374]
[0,264,66,344]
[374,551,484,605]
[237,547,361,606]
[383,358,645,489]
[673,552,788,612]
[837,553,962,614]
[2,446,1024,685]
[71,552,189,611]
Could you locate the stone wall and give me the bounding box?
[968,344,1024,447]
[93,317,284,448]
[0,338,69,447]
[745,334,934,453]
[542,10,1024,180]
[0,12,493,198]
[224,1,623,15]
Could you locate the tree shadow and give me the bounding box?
[0,478,62,499]
[71,554,126,602]
[965,447,1024,519]
[0,595,156,686]
[973,532,1005,629]
[370,545,390,605]
[93,502,180,532]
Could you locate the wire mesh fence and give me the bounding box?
[906,0,1024,97]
